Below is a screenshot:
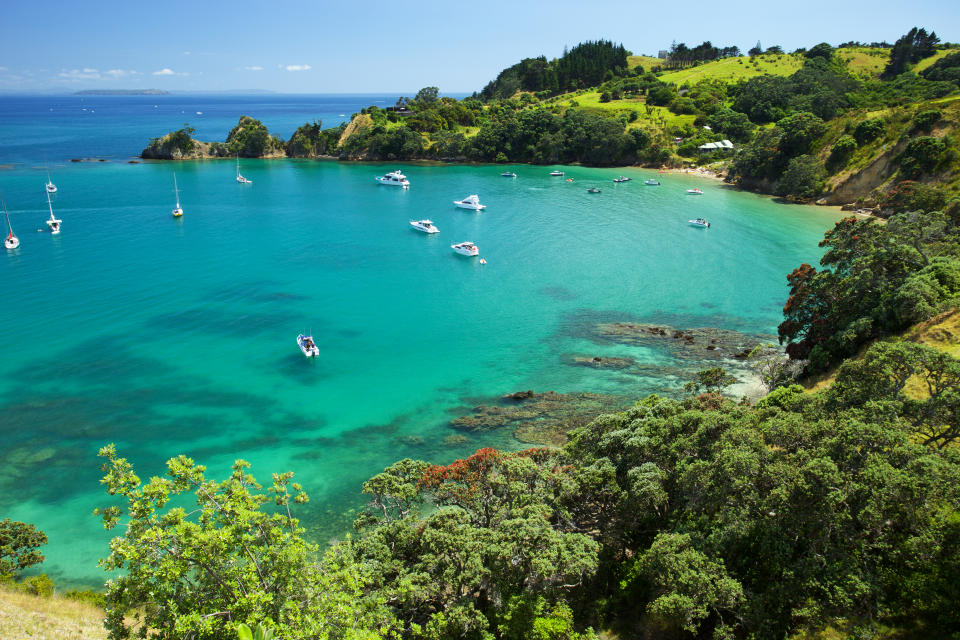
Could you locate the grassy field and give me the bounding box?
[627,55,663,71]
[658,53,804,86]
[0,586,107,640]
[914,48,960,72]
[836,46,889,78]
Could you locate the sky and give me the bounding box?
[0,0,957,94]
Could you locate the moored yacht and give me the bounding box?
[688,218,710,228]
[410,219,439,234]
[375,170,410,187]
[613,176,631,183]
[686,187,704,195]
[236,154,252,184]
[587,187,601,193]
[3,196,18,249]
[297,334,319,357]
[644,179,661,185]
[172,173,183,218]
[501,171,516,178]
[45,165,57,194]
[451,241,479,256]
[45,190,61,234]
[549,170,564,176]
[454,194,486,210]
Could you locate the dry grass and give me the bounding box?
[627,55,663,70]
[0,586,107,640]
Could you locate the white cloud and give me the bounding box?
[105,69,137,78]
[152,68,175,75]
[0,66,7,72]
[283,64,311,72]
[58,68,101,80]
[243,65,263,71]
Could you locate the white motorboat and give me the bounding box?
[645,179,661,185]
[451,241,479,257]
[236,154,252,184]
[454,194,486,210]
[45,166,57,194]
[501,171,516,178]
[410,219,439,234]
[587,188,601,193]
[689,218,710,228]
[3,196,18,249]
[686,188,704,195]
[375,170,410,187]
[613,176,631,183]
[297,334,319,357]
[172,173,183,218]
[549,170,564,176]
[45,190,61,234]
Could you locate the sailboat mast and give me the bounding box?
[46,189,54,218]
[174,173,180,207]
[2,195,12,235]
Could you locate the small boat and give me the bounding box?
[171,173,183,218]
[45,190,61,234]
[454,194,486,210]
[3,196,19,249]
[689,218,710,228]
[236,154,252,184]
[686,188,704,195]
[410,219,439,234]
[566,178,574,182]
[451,241,479,257]
[375,169,410,187]
[549,170,564,176]
[297,334,319,357]
[587,188,601,193]
[644,179,661,186]
[501,171,516,178]
[45,167,57,194]
[613,176,631,183]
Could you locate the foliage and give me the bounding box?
[882,27,940,78]
[920,51,960,87]
[776,154,826,199]
[226,116,286,157]
[898,135,947,178]
[853,117,885,144]
[94,445,397,639]
[827,134,857,168]
[286,120,343,158]
[878,180,948,216]
[683,367,737,394]
[913,108,941,131]
[0,519,47,577]
[778,212,960,369]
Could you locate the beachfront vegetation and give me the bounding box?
[0,518,47,578]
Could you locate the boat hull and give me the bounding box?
[297,335,319,357]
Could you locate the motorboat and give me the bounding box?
[45,166,57,194]
[45,190,61,234]
[613,176,631,183]
[451,241,479,257]
[454,194,486,210]
[236,154,252,184]
[172,173,183,218]
[501,171,516,178]
[297,334,319,357]
[689,218,711,228]
[375,170,410,187]
[549,170,564,176]
[3,196,18,249]
[644,179,661,185]
[587,188,601,193]
[686,188,704,195]
[410,219,439,234]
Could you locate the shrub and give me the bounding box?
[828,134,857,169]
[854,118,885,144]
[913,109,941,132]
[898,136,946,178]
[775,155,826,199]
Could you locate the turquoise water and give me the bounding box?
[0,102,840,587]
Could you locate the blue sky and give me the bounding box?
[0,0,956,94]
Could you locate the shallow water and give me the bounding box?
[0,97,840,586]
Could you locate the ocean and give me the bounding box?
[0,94,840,586]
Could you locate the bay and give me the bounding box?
[0,95,840,586]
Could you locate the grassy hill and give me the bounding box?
[0,586,106,640]
[659,52,804,85]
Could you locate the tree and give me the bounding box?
[414,86,440,105]
[776,154,826,199]
[804,42,834,60]
[748,41,763,57]
[94,445,395,639]
[684,367,737,395]
[0,519,47,577]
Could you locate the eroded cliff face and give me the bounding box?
[823,137,910,205]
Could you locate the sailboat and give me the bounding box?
[45,165,57,194]
[3,196,18,249]
[236,154,252,184]
[172,173,183,217]
[45,189,61,234]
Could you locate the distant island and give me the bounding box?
[75,89,169,96]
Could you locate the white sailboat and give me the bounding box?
[45,189,61,234]
[172,173,183,217]
[3,196,19,249]
[236,154,252,184]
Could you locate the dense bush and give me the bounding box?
[853,117,885,144]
